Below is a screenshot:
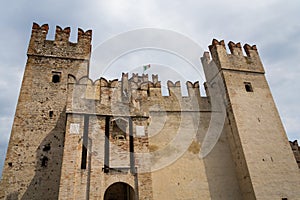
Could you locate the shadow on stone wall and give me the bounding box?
[202,128,242,200]
[6,192,19,200]
[21,111,66,200]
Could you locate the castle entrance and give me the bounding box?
[104,182,135,200]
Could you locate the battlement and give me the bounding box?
[202,39,264,82]
[66,73,210,115]
[3,21,300,200]
[290,140,300,151]
[27,23,92,60]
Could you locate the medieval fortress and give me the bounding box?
[0,23,300,200]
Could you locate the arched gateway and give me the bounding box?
[104,182,135,200]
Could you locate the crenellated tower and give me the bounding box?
[0,23,92,199]
[202,39,300,200]
[1,23,300,200]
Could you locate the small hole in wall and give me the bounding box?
[52,71,61,83]
[49,111,53,118]
[8,162,12,167]
[52,75,60,83]
[42,144,51,152]
[244,82,253,92]
[41,156,48,167]
[282,198,288,200]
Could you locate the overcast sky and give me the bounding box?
[0,0,299,177]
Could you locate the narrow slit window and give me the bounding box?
[244,82,253,92]
[104,116,110,173]
[49,111,53,118]
[52,72,61,83]
[81,115,89,169]
[81,146,87,169]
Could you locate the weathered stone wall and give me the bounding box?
[149,112,242,200]
[203,39,300,199]
[58,114,153,199]
[1,22,300,200]
[60,68,243,199]
[0,23,91,199]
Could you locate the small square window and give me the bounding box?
[52,71,61,83]
[244,82,253,92]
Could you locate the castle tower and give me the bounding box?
[202,39,300,199]
[1,23,300,200]
[0,23,92,199]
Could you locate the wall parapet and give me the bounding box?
[202,39,264,81]
[290,140,300,168]
[66,73,211,114]
[27,23,92,60]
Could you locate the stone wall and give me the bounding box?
[1,23,300,200]
[203,39,300,199]
[0,23,91,199]
[59,68,242,199]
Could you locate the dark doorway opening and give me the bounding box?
[104,182,135,200]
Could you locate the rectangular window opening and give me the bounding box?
[52,71,61,83]
[244,82,253,92]
[129,118,135,174]
[81,115,89,169]
[49,111,53,118]
[104,116,110,173]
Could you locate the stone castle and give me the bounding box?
[0,23,300,200]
